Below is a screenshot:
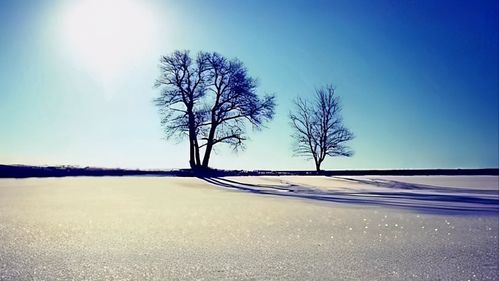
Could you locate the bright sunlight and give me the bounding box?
[62,0,158,80]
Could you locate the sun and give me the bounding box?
[62,0,158,80]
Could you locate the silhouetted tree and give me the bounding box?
[290,85,354,171]
[154,50,276,170]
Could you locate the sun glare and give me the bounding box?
[62,0,158,80]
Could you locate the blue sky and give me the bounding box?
[0,0,497,170]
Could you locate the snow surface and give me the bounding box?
[0,176,497,280]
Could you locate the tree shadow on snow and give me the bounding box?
[198,177,499,215]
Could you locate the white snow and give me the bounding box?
[0,176,497,280]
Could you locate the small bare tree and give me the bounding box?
[290,85,354,171]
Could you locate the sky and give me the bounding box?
[0,0,498,170]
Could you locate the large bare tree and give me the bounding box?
[154,50,275,170]
[290,85,354,171]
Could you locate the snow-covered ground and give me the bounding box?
[0,176,497,280]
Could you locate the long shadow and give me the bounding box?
[199,177,499,215]
[335,177,499,194]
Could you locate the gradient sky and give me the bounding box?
[0,0,498,170]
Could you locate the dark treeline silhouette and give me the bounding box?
[1,165,497,178]
[0,165,185,178]
[154,50,275,171]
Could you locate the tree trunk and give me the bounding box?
[187,108,199,169]
[188,137,196,169]
[315,161,321,172]
[193,138,201,167]
[201,124,217,168]
[201,138,214,168]
[202,143,213,168]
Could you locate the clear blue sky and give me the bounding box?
[0,0,497,170]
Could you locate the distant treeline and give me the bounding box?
[0,165,497,178]
[0,165,182,178]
